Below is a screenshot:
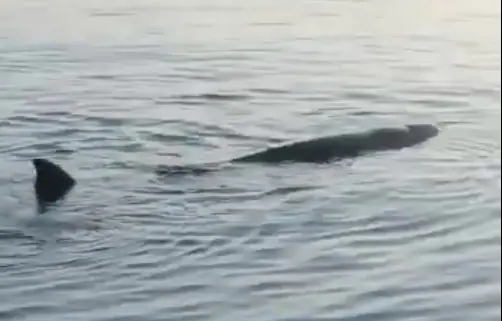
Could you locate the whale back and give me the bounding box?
[230,124,439,164]
[360,125,438,151]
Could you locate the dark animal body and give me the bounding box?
[230,124,439,163]
[30,124,439,212]
[32,158,76,213]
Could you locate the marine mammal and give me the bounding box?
[32,158,76,213]
[30,124,439,211]
[229,124,439,163]
[154,124,439,175]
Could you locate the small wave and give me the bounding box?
[37,111,75,118]
[172,93,251,101]
[90,11,135,18]
[76,114,130,127]
[155,164,221,177]
[249,88,291,95]
[6,115,44,124]
[340,91,388,101]
[263,185,321,197]
[0,141,73,156]
[0,229,35,242]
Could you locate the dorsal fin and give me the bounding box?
[32,158,76,213]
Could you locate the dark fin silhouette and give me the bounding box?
[32,158,76,214]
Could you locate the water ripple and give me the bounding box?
[0,0,500,320]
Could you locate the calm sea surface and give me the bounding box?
[0,1,500,320]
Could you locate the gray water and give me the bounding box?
[0,0,500,320]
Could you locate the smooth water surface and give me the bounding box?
[0,0,500,320]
